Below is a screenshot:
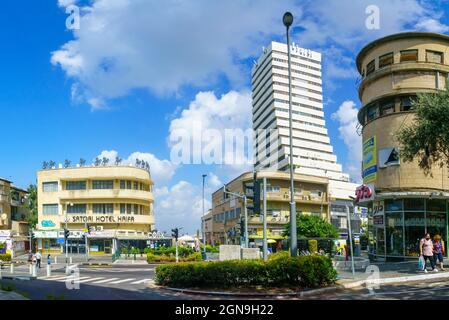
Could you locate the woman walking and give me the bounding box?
[420,233,437,273]
[433,234,445,271]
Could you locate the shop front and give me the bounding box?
[367,196,449,261]
[87,230,116,255]
[35,230,63,254]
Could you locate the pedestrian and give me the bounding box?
[420,233,437,273]
[27,250,33,264]
[35,251,42,268]
[433,234,445,271]
[47,254,52,265]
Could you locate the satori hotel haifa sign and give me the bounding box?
[70,215,136,224]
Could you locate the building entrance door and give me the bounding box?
[104,240,112,254]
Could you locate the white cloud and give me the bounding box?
[95,150,176,185]
[168,90,253,166]
[154,180,211,234]
[57,0,77,7]
[51,0,302,108]
[415,18,449,33]
[331,101,362,182]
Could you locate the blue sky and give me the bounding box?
[1,0,449,234]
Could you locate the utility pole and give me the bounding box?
[262,177,268,261]
[346,205,356,277]
[202,174,207,254]
[223,186,250,248]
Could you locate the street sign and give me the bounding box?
[57,238,65,244]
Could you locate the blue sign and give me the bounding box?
[42,220,56,228]
[57,238,65,244]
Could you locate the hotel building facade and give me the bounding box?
[206,171,329,248]
[356,32,449,260]
[251,42,359,236]
[0,177,30,257]
[36,166,155,255]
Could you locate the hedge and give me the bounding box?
[147,252,202,263]
[0,254,11,262]
[155,254,337,289]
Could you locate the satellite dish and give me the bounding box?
[1,214,7,220]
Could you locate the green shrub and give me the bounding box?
[308,240,318,254]
[155,255,337,289]
[0,254,11,262]
[268,251,290,261]
[147,252,201,263]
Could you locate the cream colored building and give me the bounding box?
[36,166,155,255]
[0,178,30,257]
[207,171,329,247]
[356,32,449,260]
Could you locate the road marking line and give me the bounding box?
[109,278,136,284]
[45,276,72,281]
[130,279,151,284]
[77,277,105,283]
[55,276,91,282]
[92,277,120,284]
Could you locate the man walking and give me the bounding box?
[35,251,42,268]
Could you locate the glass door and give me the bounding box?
[104,240,112,254]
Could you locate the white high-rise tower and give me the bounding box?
[252,41,357,200]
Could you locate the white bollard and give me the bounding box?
[0,267,2,280]
[32,265,37,277]
[10,263,14,274]
[69,257,72,264]
[29,264,32,274]
[46,264,51,277]
[55,256,58,264]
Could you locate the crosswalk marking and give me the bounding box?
[92,277,120,284]
[130,279,150,284]
[77,277,105,283]
[109,278,136,284]
[56,276,90,282]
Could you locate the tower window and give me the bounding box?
[400,49,418,62]
[379,52,394,68]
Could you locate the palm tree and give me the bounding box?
[102,157,109,166]
[115,156,122,166]
[64,159,71,168]
[135,159,141,167]
[42,161,48,170]
[79,158,86,167]
[49,161,56,169]
[94,157,101,166]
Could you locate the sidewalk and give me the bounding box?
[0,290,27,300]
[14,253,113,265]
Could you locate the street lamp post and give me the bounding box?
[202,174,207,254]
[283,11,297,257]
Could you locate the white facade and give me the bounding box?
[252,41,357,200]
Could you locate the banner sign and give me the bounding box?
[69,215,136,224]
[363,136,377,184]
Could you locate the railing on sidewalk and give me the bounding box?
[112,250,121,263]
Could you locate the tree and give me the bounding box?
[26,184,38,229]
[396,87,449,175]
[283,214,339,239]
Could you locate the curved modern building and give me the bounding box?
[36,165,155,255]
[356,32,449,260]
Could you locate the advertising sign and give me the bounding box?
[379,147,400,168]
[363,136,377,184]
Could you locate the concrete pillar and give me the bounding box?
[46,264,51,277]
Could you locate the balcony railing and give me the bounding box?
[58,189,153,202]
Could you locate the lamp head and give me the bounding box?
[283,12,293,28]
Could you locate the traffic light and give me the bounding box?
[64,228,70,239]
[86,224,91,234]
[246,172,261,215]
[239,218,245,236]
[171,228,179,241]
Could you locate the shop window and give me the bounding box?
[404,198,424,211]
[367,104,379,121]
[404,211,425,257]
[400,49,418,62]
[379,52,394,68]
[385,199,403,211]
[425,212,447,246]
[380,99,395,116]
[426,50,443,64]
[366,60,375,76]
[400,96,414,111]
[426,199,446,212]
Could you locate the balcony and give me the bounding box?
[248,215,289,225]
[58,189,153,203]
[266,192,327,204]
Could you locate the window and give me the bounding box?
[127,181,132,189]
[379,52,394,68]
[366,60,375,76]
[120,180,126,189]
[120,204,126,214]
[66,181,86,190]
[426,50,443,64]
[367,104,379,121]
[67,204,86,214]
[267,186,280,193]
[380,99,395,116]
[43,182,58,192]
[401,96,414,111]
[385,199,403,211]
[400,49,418,62]
[43,204,58,215]
[92,180,113,189]
[93,203,113,214]
[133,182,138,190]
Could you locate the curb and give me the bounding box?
[0,275,36,281]
[151,272,449,298]
[80,263,112,266]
